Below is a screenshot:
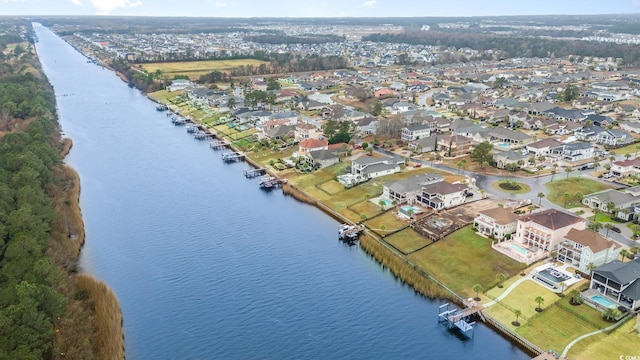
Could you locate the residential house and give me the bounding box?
[305,149,340,169]
[611,158,640,178]
[619,120,640,134]
[557,228,620,274]
[298,138,329,155]
[401,125,431,142]
[383,173,444,204]
[597,129,634,147]
[549,142,595,162]
[295,123,322,142]
[351,156,402,179]
[589,259,640,310]
[582,188,640,213]
[493,150,529,169]
[408,135,438,154]
[513,209,587,252]
[487,128,532,146]
[263,124,295,141]
[438,135,474,157]
[355,117,379,135]
[575,125,607,141]
[474,207,519,240]
[416,181,470,210]
[167,79,194,92]
[526,138,563,158]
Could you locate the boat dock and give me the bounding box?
[258,175,288,189]
[210,140,230,150]
[338,224,363,241]
[244,168,266,178]
[222,151,245,163]
[171,115,186,125]
[156,104,168,111]
[438,300,484,338]
[194,131,215,140]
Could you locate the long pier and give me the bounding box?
[258,175,288,189]
[210,140,230,150]
[194,131,215,140]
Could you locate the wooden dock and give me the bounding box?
[244,168,266,178]
[194,131,215,140]
[338,224,363,242]
[438,300,484,338]
[258,175,288,189]
[210,140,230,150]
[221,151,245,163]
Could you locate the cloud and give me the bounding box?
[362,0,376,8]
[89,0,142,14]
[2,0,28,3]
[215,2,226,7]
[71,0,83,5]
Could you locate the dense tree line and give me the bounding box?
[244,34,344,45]
[363,30,640,65]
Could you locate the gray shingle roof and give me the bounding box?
[594,259,640,286]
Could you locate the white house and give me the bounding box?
[526,138,563,158]
[401,125,431,142]
[352,156,402,179]
[383,173,444,204]
[474,207,519,240]
[513,209,587,252]
[416,181,469,210]
[557,228,620,273]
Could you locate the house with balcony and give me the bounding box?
[416,181,470,210]
[588,259,640,311]
[611,158,640,178]
[298,138,329,155]
[526,138,563,158]
[557,228,621,273]
[549,142,595,162]
[596,129,634,146]
[295,122,322,142]
[401,125,431,142]
[474,207,519,240]
[382,173,444,205]
[513,209,586,253]
[437,134,474,158]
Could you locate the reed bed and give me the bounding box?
[360,234,455,301]
[75,274,125,360]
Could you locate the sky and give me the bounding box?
[1,0,640,17]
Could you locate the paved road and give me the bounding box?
[373,147,638,248]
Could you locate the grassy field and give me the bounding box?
[515,297,613,353]
[407,225,522,297]
[364,211,408,234]
[546,178,615,208]
[138,59,269,80]
[609,142,640,156]
[567,316,640,359]
[384,229,433,254]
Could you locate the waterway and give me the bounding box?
[33,23,529,359]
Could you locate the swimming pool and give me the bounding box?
[510,243,528,255]
[379,199,392,206]
[400,205,420,213]
[496,142,511,148]
[591,295,618,309]
[536,268,571,285]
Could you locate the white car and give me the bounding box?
[603,172,612,179]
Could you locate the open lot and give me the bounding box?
[138,59,269,80]
[546,178,615,208]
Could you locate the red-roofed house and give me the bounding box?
[298,138,329,155]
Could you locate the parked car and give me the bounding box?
[611,226,621,233]
[413,163,422,168]
[604,172,612,179]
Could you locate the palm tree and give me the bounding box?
[593,161,600,172]
[620,249,629,261]
[604,223,613,238]
[537,192,545,205]
[563,192,571,207]
[535,296,545,311]
[587,262,596,275]
[574,191,584,205]
[536,165,544,176]
[496,273,506,288]
[378,199,387,210]
[569,289,582,305]
[603,307,621,322]
[472,284,483,301]
[565,166,573,178]
[625,153,632,160]
[559,281,567,296]
[513,309,522,326]
[551,169,557,181]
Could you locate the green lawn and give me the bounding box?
[609,142,640,156]
[485,280,557,320]
[408,225,522,297]
[546,178,615,208]
[515,297,613,354]
[364,211,408,234]
[384,229,433,254]
[567,316,640,360]
[587,212,617,223]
